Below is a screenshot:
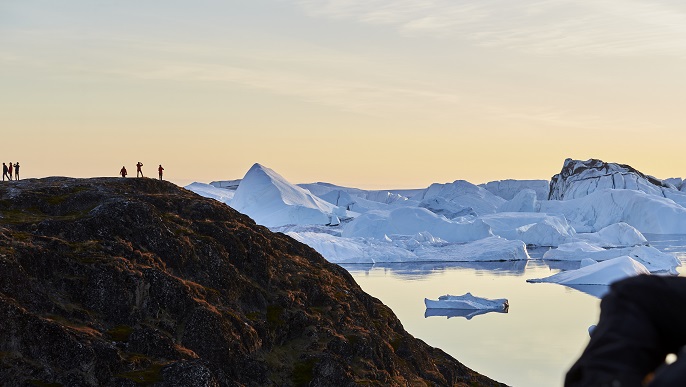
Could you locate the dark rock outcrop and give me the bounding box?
[0,177,506,386]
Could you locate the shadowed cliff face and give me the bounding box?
[0,177,506,387]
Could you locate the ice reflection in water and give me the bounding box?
[341,235,686,387]
[424,307,509,320]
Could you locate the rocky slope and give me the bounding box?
[0,177,505,387]
[548,158,670,200]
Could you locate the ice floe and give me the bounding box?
[527,256,650,285]
[424,292,509,311]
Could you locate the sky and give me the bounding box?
[2,0,686,189]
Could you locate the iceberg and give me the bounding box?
[548,158,671,200]
[479,212,576,247]
[285,232,417,264]
[342,207,492,243]
[527,256,650,285]
[317,189,391,213]
[497,189,537,213]
[230,163,352,227]
[209,179,241,190]
[480,179,550,200]
[424,292,508,311]
[184,182,235,205]
[288,232,528,264]
[543,243,680,274]
[414,180,506,217]
[575,222,647,247]
[539,189,686,234]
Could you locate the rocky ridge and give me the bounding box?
[0,177,505,386]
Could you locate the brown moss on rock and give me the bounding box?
[0,177,507,386]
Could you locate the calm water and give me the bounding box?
[340,235,686,387]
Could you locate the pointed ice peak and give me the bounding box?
[231,163,351,227]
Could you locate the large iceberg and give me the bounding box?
[539,189,686,234]
[342,207,492,243]
[527,256,650,285]
[230,163,351,227]
[548,158,671,200]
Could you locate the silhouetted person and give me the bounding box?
[158,164,164,180]
[566,275,686,387]
[136,162,144,177]
[8,162,12,180]
[2,163,8,181]
[120,166,127,178]
[13,162,19,180]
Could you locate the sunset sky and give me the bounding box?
[3,0,686,188]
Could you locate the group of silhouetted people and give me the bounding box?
[120,162,164,180]
[2,162,20,181]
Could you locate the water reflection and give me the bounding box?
[563,284,610,299]
[425,306,509,320]
[339,260,529,278]
[544,260,582,271]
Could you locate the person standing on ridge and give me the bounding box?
[120,166,127,178]
[2,163,8,181]
[136,162,144,177]
[8,162,12,180]
[13,162,19,180]
[158,164,164,180]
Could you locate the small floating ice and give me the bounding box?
[424,292,509,311]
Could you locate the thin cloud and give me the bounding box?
[293,0,686,56]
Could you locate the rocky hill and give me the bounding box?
[0,177,506,386]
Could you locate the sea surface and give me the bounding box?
[341,234,686,387]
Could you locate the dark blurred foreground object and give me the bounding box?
[565,275,686,387]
